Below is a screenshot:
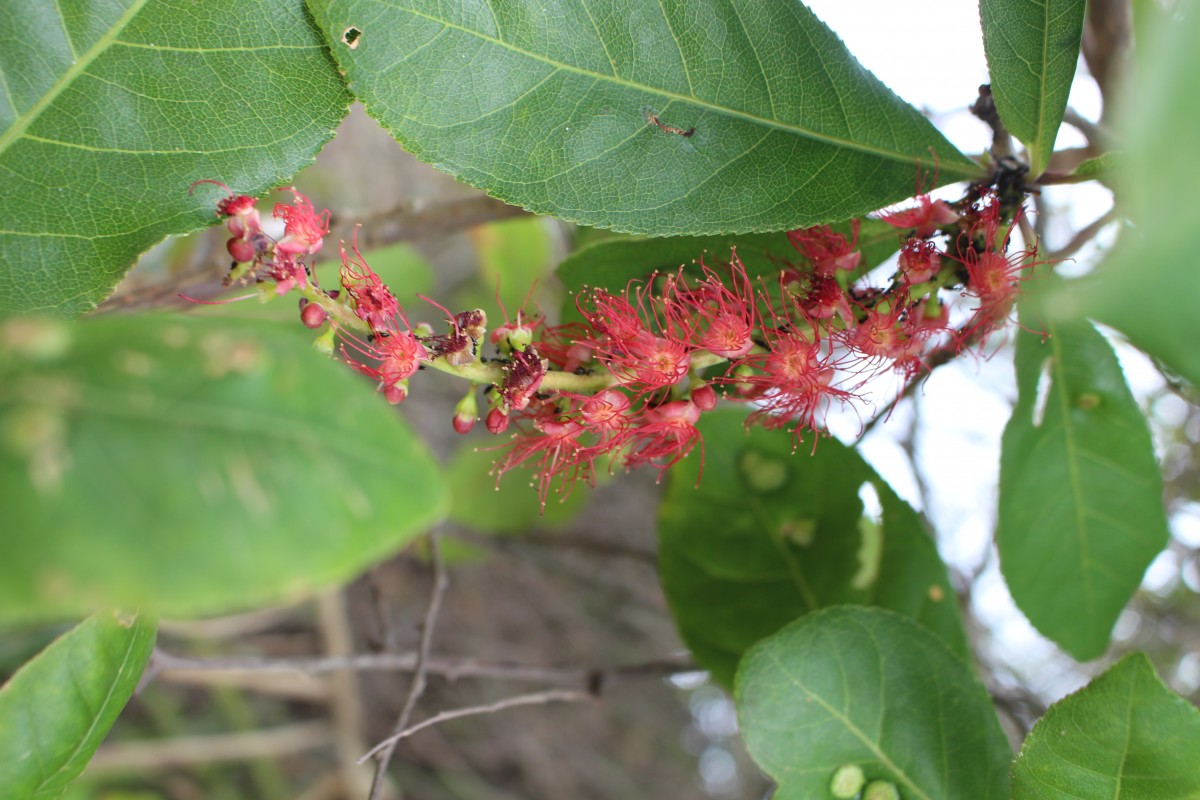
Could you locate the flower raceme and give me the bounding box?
[193,179,1039,509]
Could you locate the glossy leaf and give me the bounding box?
[1071,5,1200,386]
[306,0,980,236]
[980,0,1086,177]
[0,612,156,798]
[737,606,1011,800]
[555,220,902,324]
[0,0,351,318]
[0,313,446,622]
[1012,653,1200,799]
[659,412,966,687]
[998,316,1169,660]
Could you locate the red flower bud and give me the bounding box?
[300,301,328,329]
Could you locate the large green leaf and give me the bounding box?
[737,606,1011,800]
[979,0,1085,178]
[660,412,966,687]
[1012,653,1200,799]
[0,0,351,318]
[998,316,1169,660]
[1068,3,1200,386]
[0,313,446,622]
[0,612,156,799]
[305,0,981,236]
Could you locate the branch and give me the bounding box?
[149,649,695,689]
[367,531,449,800]
[970,84,1015,162]
[87,722,330,773]
[1047,207,1120,262]
[1082,0,1133,124]
[358,689,594,764]
[351,195,529,246]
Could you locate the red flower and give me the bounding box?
[274,188,330,257]
[877,195,960,237]
[499,347,548,411]
[786,221,862,278]
[670,255,758,359]
[340,240,401,333]
[623,400,703,477]
[897,238,941,285]
[495,415,592,509]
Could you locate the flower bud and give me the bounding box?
[300,301,328,329]
[691,382,718,411]
[384,380,409,405]
[227,237,256,263]
[486,406,510,435]
[453,390,478,434]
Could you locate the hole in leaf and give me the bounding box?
[342,27,362,48]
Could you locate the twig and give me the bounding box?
[1060,108,1111,152]
[354,194,529,246]
[150,648,695,686]
[86,722,330,773]
[1047,207,1119,262]
[367,530,449,800]
[970,84,1015,162]
[358,689,594,763]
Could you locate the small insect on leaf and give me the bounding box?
[643,108,694,137]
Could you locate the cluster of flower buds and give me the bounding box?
[193,172,1038,508]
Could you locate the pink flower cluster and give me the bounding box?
[195,179,1038,508]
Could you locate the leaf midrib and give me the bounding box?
[1048,326,1097,621]
[29,618,147,795]
[377,0,978,177]
[0,0,153,159]
[766,647,934,800]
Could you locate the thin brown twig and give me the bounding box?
[367,530,449,800]
[86,722,330,773]
[1047,207,1120,262]
[358,689,594,763]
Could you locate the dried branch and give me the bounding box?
[358,689,595,764]
[367,531,450,800]
[86,722,330,773]
[149,648,695,686]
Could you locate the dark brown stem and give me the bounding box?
[970,85,1015,163]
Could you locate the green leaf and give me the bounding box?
[1066,151,1123,182]
[555,219,903,324]
[0,612,156,799]
[0,313,446,622]
[1012,653,1200,799]
[980,0,1086,177]
[659,411,966,687]
[305,0,980,236]
[998,316,1169,660]
[736,606,1011,800]
[0,0,351,318]
[1069,6,1200,386]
